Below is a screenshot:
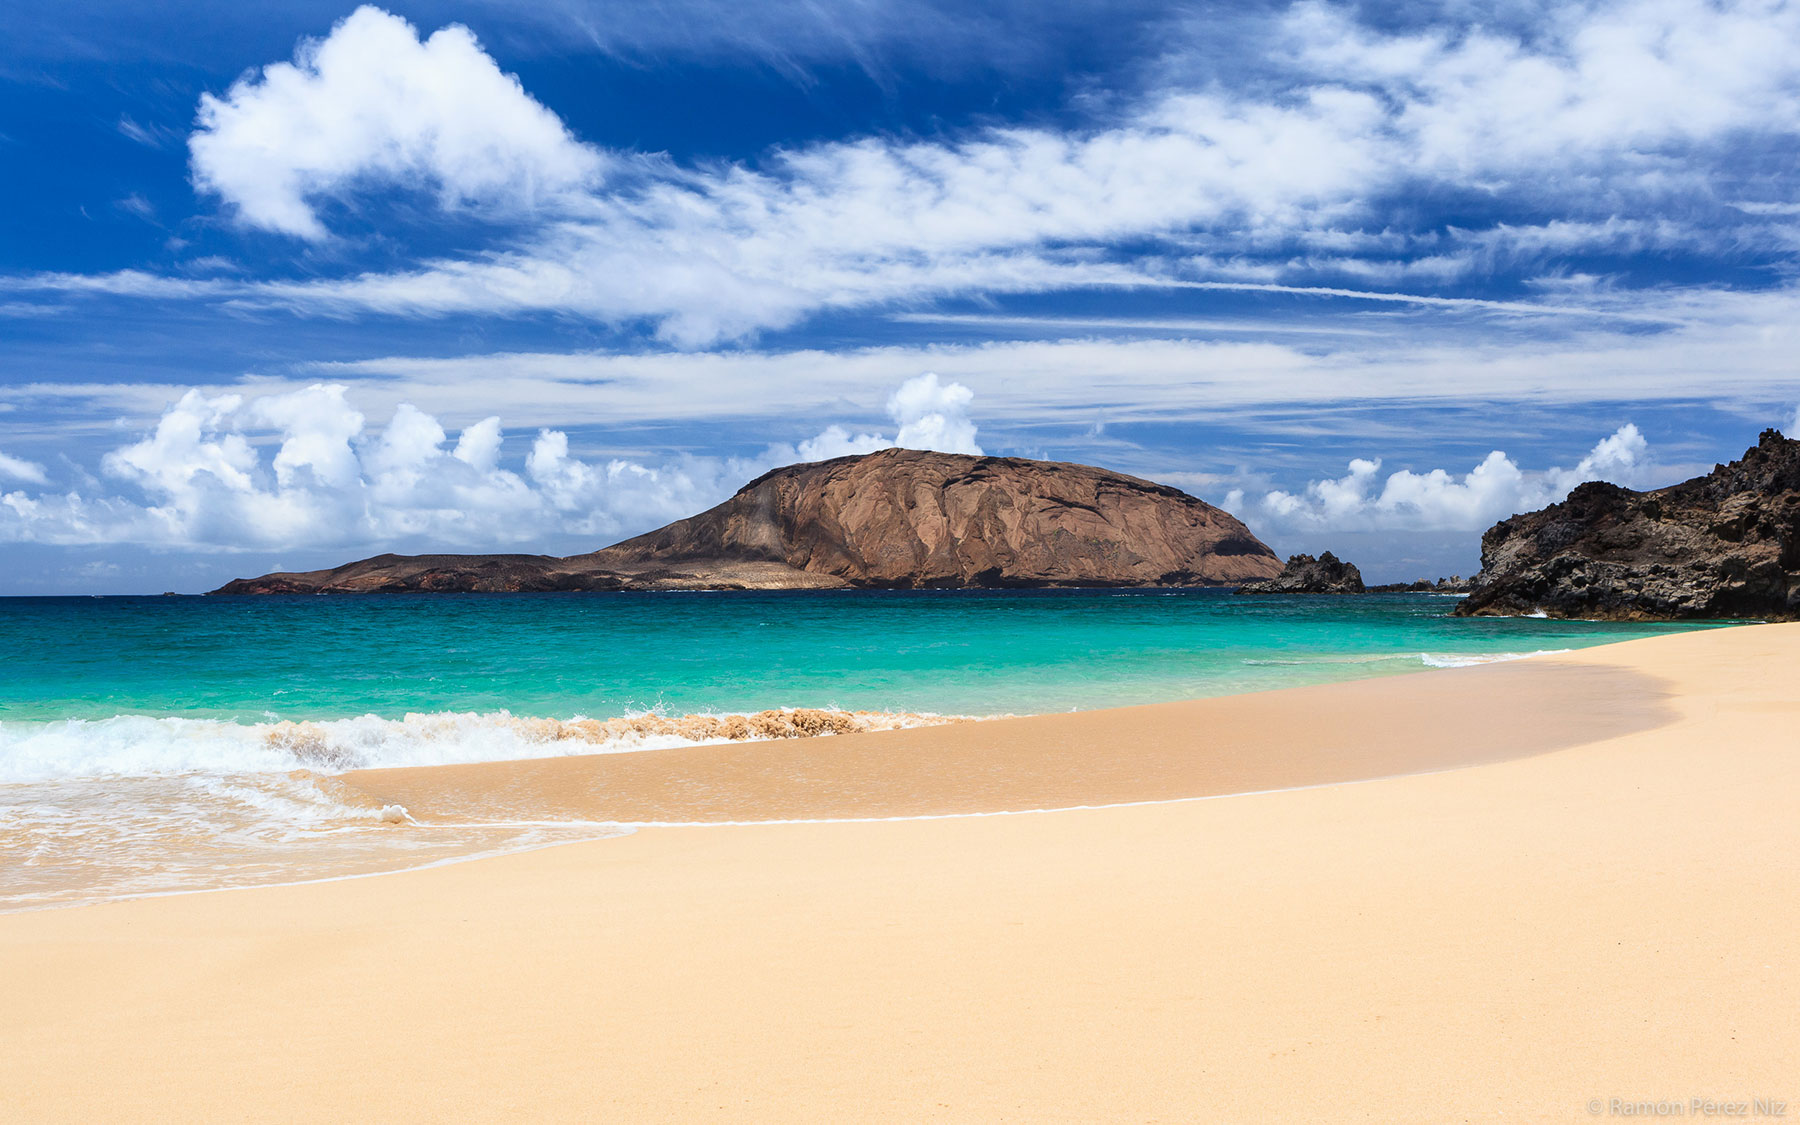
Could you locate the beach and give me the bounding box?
[3,622,1796,1121]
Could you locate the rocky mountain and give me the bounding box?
[1235,552,1366,594]
[212,448,1282,594]
[1456,429,1800,620]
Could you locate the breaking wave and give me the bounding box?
[0,707,967,910]
[1416,649,1572,668]
[0,708,966,785]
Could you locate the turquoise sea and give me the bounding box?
[1,590,1721,909]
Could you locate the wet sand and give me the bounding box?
[3,624,1796,1122]
[340,657,1668,823]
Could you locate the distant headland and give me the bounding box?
[1456,429,1800,620]
[1238,431,1800,621]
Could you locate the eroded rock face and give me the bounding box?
[212,449,1281,594]
[1456,429,1800,620]
[1235,552,1367,595]
[586,448,1281,587]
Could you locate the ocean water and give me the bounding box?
[1,589,1722,909]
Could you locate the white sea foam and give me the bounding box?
[0,708,962,785]
[1240,654,1416,667]
[1416,649,1572,668]
[0,768,627,911]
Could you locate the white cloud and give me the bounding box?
[114,194,158,224]
[0,449,48,485]
[1789,404,1800,438]
[0,375,987,550]
[794,426,892,462]
[776,372,983,460]
[291,282,1800,430]
[14,278,1800,446]
[1283,0,1800,172]
[452,416,504,473]
[189,5,603,240]
[117,115,181,149]
[1244,423,1663,534]
[123,0,1800,341]
[887,372,982,455]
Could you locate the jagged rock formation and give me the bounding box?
[1456,429,1800,620]
[1366,576,1471,594]
[1235,551,1366,594]
[213,448,1282,594]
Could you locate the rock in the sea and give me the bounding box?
[1365,576,1471,594]
[1235,551,1366,595]
[212,448,1282,594]
[1456,429,1800,620]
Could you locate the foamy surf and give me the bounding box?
[0,707,964,912]
[1417,650,1573,668]
[0,768,631,911]
[0,707,966,784]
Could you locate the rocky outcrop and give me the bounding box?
[1456,429,1800,620]
[212,448,1282,594]
[1235,552,1366,594]
[1366,576,1471,594]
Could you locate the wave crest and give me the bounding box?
[0,708,964,784]
[1417,649,1571,668]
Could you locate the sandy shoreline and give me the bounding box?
[339,656,1669,824]
[4,625,1796,1121]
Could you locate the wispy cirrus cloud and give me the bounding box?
[0,449,49,485]
[12,0,1788,346]
[12,275,1800,448]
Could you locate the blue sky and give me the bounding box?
[3,0,1799,592]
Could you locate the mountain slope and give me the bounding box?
[212,449,1281,594]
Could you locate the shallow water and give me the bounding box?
[0,589,1728,909]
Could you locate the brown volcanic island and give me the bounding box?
[212,448,1283,594]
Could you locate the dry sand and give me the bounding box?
[3,624,1797,1122]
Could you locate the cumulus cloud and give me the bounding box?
[0,375,986,550]
[887,373,982,455]
[793,426,892,462]
[758,372,982,463]
[1239,424,1662,534]
[190,5,603,240]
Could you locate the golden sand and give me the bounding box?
[339,657,1663,825]
[2,625,1796,1122]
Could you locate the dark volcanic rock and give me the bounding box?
[1456,429,1800,620]
[212,449,1282,594]
[1235,551,1366,595]
[1366,576,1471,594]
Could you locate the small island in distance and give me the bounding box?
[212,447,1285,594]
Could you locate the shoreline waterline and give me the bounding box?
[1,588,1733,912]
[4,640,1680,911]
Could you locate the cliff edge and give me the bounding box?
[1456,429,1800,620]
